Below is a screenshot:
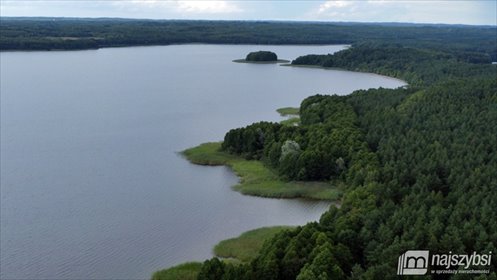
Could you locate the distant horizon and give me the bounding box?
[1,1,495,26]
[2,15,496,28]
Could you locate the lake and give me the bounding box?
[0,45,406,279]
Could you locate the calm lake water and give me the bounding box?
[0,45,406,279]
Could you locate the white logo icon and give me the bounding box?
[398,250,429,275]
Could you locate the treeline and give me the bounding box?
[246,51,278,62]
[221,95,377,181]
[198,76,497,280]
[292,43,496,86]
[1,17,496,58]
[196,38,497,279]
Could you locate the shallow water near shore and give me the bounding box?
[0,44,406,279]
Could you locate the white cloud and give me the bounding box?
[0,0,242,19]
[112,0,241,14]
[176,1,241,13]
[0,0,493,25]
[318,1,352,13]
[307,0,493,25]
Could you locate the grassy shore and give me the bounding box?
[152,226,293,279]
[280,117,300,126]
[276,107,299,116]
[182,142,341,200]
[151,262,202,280]
[277,107,300,126]
[155,142,339,279]
[214,226,294,262]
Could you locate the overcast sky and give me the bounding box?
[1,0,496,25]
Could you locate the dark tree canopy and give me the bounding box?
[198,26,497,280]
[1,18,496,59]
[245,51,278,62]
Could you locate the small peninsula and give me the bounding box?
[181,142,341,201]
[233,51,290,64]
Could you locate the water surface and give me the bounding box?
[0,45,406,279]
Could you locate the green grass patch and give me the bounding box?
[234,180,341,200]
[280,116,300,126]
[276,107,299,116]
[151,262,201,280]
[181,142,238,165]
[214,226,294,262]
[152,226,293,278]
[277,107,300,126]
[182,142,342,200]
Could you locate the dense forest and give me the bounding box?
[245,51,278,62]
[292,43,496,87]
[221,94,375,182]
[1,17,496,60]
[196,28,497,279]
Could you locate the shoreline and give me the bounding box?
[1,43,351,53]
[181,142,343,201]
[152,226,295,279]
[280,63,409,85]
[232,58,291,64]
[154,49,406,279]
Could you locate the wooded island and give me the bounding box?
[245,51,278,62]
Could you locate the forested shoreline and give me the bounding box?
[1,17,496,62]
[3,17,495,279]
[189,27,497,279]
